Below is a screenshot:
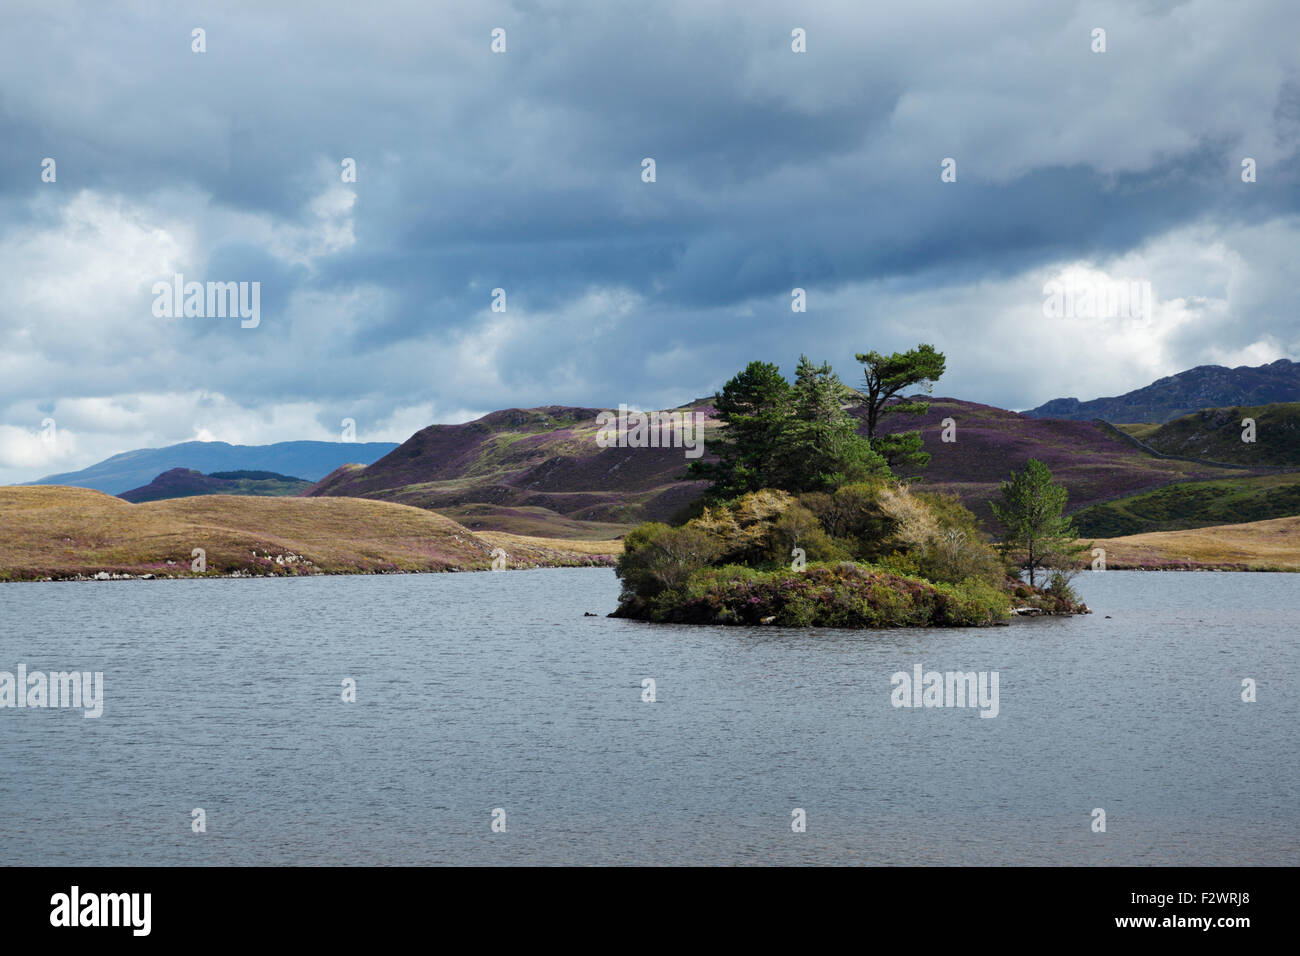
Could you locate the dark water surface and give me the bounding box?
[1,569,1295,865]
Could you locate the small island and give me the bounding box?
[611,347,1091,627]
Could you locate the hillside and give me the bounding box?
[119,468,312,502]
[868,398,1255,527]
[1069,473,1300,537]
[302,395,1270,537]
[28,439,399,494]
[306,402,720,538]
[1114,403,1300,469]
[1022,358,1300,423]
[0,486,615,581]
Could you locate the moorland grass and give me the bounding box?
[0,486,614,581]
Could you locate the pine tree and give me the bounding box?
[855,343,946,469]
[689,357,888,499]
[989,458,1087,587]
[688,361,793,500]
[781,356,888,492]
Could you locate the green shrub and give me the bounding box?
[691,489,795,564]
[1045,570,1079,603]
[765,503,847,565]
[799,481,894,559]
[615,484,1050,628]
[615,523,721,599]
[877,549,922,577]
[614,561,1010,628]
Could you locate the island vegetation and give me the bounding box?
[613,347,1091,627]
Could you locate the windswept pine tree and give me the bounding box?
[855,343,947,469]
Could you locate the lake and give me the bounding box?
[0,569,1295,865]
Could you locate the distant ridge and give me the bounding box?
[25,440,399,495]
[119,468,313,503]
[1022,358,1300,423]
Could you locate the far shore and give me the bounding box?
[1,485,1296,582]
[0,486,617,583]
[1086,515,1300,572]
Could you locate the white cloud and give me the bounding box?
[0,0,1296,483]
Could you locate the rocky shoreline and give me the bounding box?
[2,557,618,584]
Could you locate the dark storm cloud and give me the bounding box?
[1,0,1298,481]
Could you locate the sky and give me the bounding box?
[1,0,1298,483]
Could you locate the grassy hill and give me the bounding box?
[1068,473,1300,537]
[1086,515,1300,571]
[0,486,615,581]
[1114,402,1300,468]
[306,403,720,538]
[119,468,313,502]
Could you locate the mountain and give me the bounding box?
[26,440,399,495]
[1021,358,1300,423]
[119,468,313,503]
[1115,402,1300,469]
[306,402,718,539]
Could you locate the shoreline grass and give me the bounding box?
[0,486,614,582]
[1084,515,1300,571]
